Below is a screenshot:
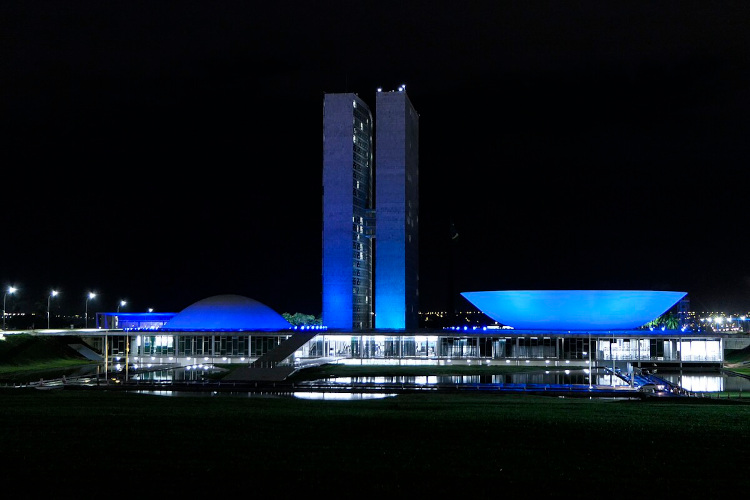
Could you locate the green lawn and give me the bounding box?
[1,388,748,497]
[1,334,749,497]
[0,334,98,384]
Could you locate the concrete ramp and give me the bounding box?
[251,331,318,368]
[223,331,318,382]
[68,343,103,361]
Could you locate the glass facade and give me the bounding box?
[597,337,722,362]
[351,100,374,329]
[94,331,725,371]
[292,334,724,365]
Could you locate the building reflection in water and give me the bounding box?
[123,366,750,396]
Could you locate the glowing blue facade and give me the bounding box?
[96,312,176,330]
[461,290,688,330]
[322,93,374,329]
[322,88,420,330]
[374,89,420,329]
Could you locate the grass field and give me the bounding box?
[1,334,750,497]
[1,388,749,497]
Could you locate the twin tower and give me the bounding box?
[322,87,419,330]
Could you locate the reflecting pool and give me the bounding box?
[125,365,750,398]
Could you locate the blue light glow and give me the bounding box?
[160,295,291,331]
[461,290,687,330]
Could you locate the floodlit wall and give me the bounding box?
[375,89,419,329]
[322,93,374,329]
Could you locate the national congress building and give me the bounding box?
[75,86,729,386]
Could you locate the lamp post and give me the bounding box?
[47,290,59,329]
[117,300,127,313]
[85,292,96,328]
[3,286,17,330]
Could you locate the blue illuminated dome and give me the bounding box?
[461,290,687,330]
[160,294,292,331]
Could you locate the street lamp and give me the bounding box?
[117,300,127,313]
[3,286,17,331]
[47,290,59,329]
[85,292,96,328]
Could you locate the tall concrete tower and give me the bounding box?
[374,87,419,329]
[322,93,374,329]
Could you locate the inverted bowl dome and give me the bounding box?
[161,294,291,331]
[460,290,687,330]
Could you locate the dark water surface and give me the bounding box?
[124,365,750,399]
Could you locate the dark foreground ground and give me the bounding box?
[2,335,749,497]
[1,388,748,498]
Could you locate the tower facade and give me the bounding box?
[374,89,420,329]
[322,93,374,329]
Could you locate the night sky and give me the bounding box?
[3,2,749,319]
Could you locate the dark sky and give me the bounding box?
[2,1,749,318]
